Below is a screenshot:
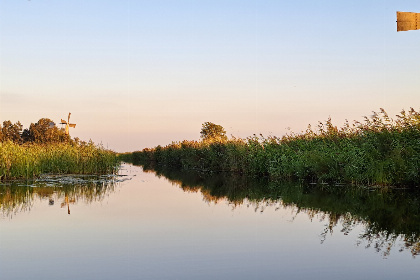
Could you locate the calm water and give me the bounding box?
[1,163,419,280]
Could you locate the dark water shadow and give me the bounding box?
[139,162,420,258]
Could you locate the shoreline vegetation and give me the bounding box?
[0,118,118,181]
[120,108,420,188]
[1,141,118,181]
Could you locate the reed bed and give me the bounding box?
[123,108,420,187]
[0,141,118,180]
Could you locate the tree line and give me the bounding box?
[0,118,71,144]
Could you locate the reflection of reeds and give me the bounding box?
[142,165,420,258]
[0,185,34,217]
[123,108,420,187]
[0,141,118,181]
[0,174,120,218]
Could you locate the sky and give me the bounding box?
[1,0,419,152]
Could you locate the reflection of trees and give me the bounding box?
[142,163,420,258]
[0,175,121,218]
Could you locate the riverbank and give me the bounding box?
[0,141,118,180]
[120,108,420,187]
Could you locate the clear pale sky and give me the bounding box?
[1,1,419,152]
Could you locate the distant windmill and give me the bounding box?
[397,11,420,31]
[60,112,76,135]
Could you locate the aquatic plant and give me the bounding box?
[0,141,118,181]
[123,108,420,187]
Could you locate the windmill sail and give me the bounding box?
[60,112,76,135]
[397,11,420,31]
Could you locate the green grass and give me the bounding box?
[122,108,420,187]
[1,141,118,180]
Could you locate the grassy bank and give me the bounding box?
[122,108,420,187]
[1,141,118,180]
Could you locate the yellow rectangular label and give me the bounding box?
[397,11,420,31]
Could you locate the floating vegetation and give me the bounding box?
[0,171,131,218]
[122,108,420,187]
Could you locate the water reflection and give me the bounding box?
[141,163,420,258]
[0,174,127,218]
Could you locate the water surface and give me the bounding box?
[1,163,419,280]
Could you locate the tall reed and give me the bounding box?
[0,141,118,180]
[123,108,420,187]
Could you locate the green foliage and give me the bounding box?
[200,122,228,142]
[24,118,70,143]
[0,117,118,181]
[1,120,23,143]
[1,118,72,144]
[0,141,118,181]
[123,108,420,187]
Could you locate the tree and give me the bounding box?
[200,122,228,142]
[1,120,23,143]
[26,118,69,143]
[21,128,32,143]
